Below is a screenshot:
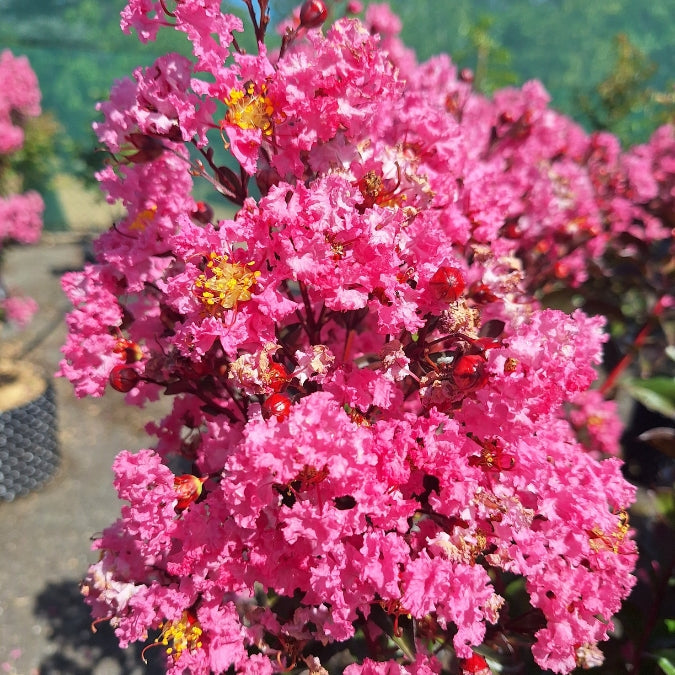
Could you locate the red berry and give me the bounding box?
[262,393,292,422]
[429,265,465,302]
[299,0,328,28]
[109,364,139,392]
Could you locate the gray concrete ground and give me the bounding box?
[0,236,168,674]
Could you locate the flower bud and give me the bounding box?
[174,474,206,511]
[191,201,213,224]
[429,265,465,302]
[109,364,140,392]
[460,653,492,674]
[452,354,488,391]
[299,0,328,29]
[459,68,474,84]
[262,392,292,422]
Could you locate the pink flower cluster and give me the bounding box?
[0,190,44,246]
[0,50,44,328]
[60,2,674,673]
[0,50,41,155]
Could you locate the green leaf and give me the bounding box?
[657,655,675,675]
[623,377,675,419]
[637,377,675,400]
[367,604,416,661]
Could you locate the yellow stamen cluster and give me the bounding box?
[158,612,203,660]
[589,510,630,554]
[344,404,372,427]
[194,253,260,317]
[129,206,157,232]
[225,82,275,136]
[360,171,384,200]
[142,611,204,663]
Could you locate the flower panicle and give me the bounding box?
[57,1,671,674]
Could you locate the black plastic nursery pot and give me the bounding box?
[0,359,59,501]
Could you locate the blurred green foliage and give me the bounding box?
[575,33,674,146]
[0,111,63,229]
[1,0,673,171]
[373,0,675,145]
[0,0,672,226]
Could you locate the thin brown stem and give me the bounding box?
[257,0,270,43]
[279,27,299,60]
[241,0,259,36]
[218,367,249,420]
[298,281,317,339]
[158,0,176,17]
[241,0,270,46]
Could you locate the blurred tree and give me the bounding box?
[454,14,518,94]
[356,0,675,143]
[576,34,674,146]
[1,0,674,201]
[4,112,64,230]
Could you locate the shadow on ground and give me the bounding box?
[34,579,166,675]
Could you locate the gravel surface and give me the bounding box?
[0,237,168,675]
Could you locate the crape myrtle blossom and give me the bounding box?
[0,50,44,329]
[59,1,675,673]
[0,49,41,154]
[0,294,39,328]
[0,191,44,245]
